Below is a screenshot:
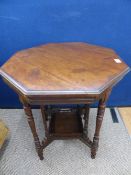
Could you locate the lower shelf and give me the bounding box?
[49,110,83,137]
[42,107,93,157]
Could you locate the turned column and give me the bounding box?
[91,88,112,159]
[19,96,44,160]
[40,106,48,138]
[83,104,90,138]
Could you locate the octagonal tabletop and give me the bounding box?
[0,42,130,96]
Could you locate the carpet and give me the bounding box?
[0,108,131,175]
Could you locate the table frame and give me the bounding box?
[18,87,112,160]
[0,42,129,161]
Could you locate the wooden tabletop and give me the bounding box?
[0,42,130,95]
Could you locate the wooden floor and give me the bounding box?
[118,107,131,137]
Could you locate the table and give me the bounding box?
[0,42,130,160]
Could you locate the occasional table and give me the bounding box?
[0,42,130,160]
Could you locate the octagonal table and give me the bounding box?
[0,42,130,160]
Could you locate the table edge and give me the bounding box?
[0,67,130,96]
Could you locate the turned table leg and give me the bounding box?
[40,106,53,149]
[41,106,48,138]
[20,97,44,160]
[91,89,111,159]
[83,104,90,138]
[79,104,92,147]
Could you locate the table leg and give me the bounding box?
[20,97,43,160]
[79,104,92,147]
[83,104,90,138]
[41,106,48,138]
[40,106,53,148]
[91,89,111,159]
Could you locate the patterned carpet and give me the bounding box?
[0,108,131,175]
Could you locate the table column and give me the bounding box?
[91,88,112,158]
[19,96,44,160]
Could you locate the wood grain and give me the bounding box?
[0,42,130,160]
[118,107,131,136]
[1,42,129,95]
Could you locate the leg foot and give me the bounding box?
[91,154,95,159]
[38,151,44,160]
[91,137,98,159]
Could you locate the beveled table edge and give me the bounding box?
[0,67,130,96]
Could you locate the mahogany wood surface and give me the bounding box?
[0,42,129,96]
[0,42,130,160]
[49,110,83,136]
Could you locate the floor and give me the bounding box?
[118,107,131,137]
[0,108,131,175]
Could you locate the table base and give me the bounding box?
[20,88,111,160]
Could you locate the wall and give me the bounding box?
[0,0,131,108]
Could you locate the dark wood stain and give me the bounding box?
[0,42,129,160]
[1,42,129,92]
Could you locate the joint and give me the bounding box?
[24,106,32,117]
